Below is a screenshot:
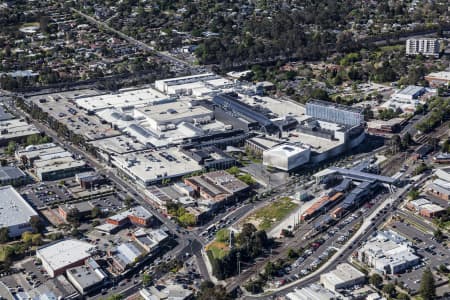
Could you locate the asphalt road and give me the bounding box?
[4,97,212,290]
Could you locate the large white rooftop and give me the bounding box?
[37,239,94,272]
[111,149,202,186]
[75,87,170,112]
[264,144,310,158]
[0,186,38,229]
[135,101,213,126]
[320,263,365,287]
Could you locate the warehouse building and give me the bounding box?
[66,258,107,295]
[36,239,96,277]
[320,263,366,292]
[358,230,420,274]
[0,185,39,237]
[0,166,28,186]
[263,144,311,171]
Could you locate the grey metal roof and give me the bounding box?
[329,167,397,184]
[0,166,26,181]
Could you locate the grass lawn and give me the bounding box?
[206,241,230,259]
[248,197,298,230]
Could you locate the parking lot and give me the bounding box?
[20,182,73,209]
[389,221,450,294]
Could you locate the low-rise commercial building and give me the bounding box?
[66,258,107,295]
[15,143,64,166]
[358,230,420,274]
[366,118,406,135]
[13,275,79,300]
[0,185,39,237]
[133,228,169,252]
[111,149,203,187]
[75,171,106,189]
[184,170,249,208]
[433,153,450,164]
[425,71,450,87]
[320,263,366,292]
[0,119,40,146]
[35,156,87,181]
[427,178,450,201]
[58,202,96,221]
[15,143,87,181]
[140,285,194,300]
[181,146,236,170]
[406,198,445,217]
[434,168,450,182]
[286,284,337,300]
[36,239,96,277]
[0,166,28,186]
[106,206,154,228]
[108,242,145,273]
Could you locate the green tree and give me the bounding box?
[264,261,276,277]
[215,229,230,243]
[107,295,123,300]
[0,227,10,243]
[178,213,196,227]
[382,283,396,297]
[369,273,383,288]
[419,268,436,300]
[237,174,256,186]
[4,141,16,155]
[227,166,240,176]
[142,274,152,286]
[196,281,231,300]
[311,88,330,101]
[397,292,410,300]
[91,207,101,219]
[407,189,420,200]
[434,229,444,242]
[287,248,299,259]
[124,196,134,209]
[29,216,45,233]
